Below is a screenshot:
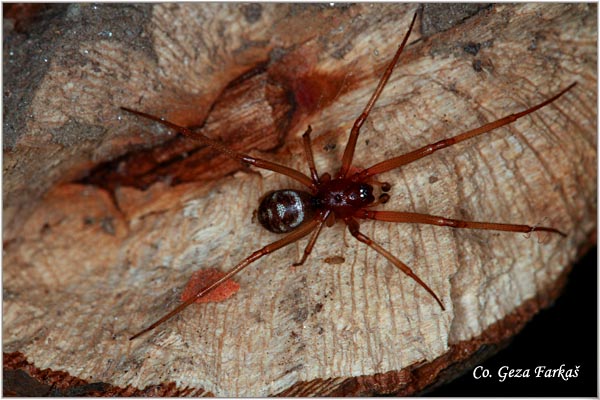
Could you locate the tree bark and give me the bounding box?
[3,3,596,396]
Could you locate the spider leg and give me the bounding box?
[120,107,316,191]
[353,82,577,180]
[338,11,418,178]
[302,125,320,184]
[355,210,566,237]
[130,218,321,340]
[293,210,331,266]
[344,217,445,310]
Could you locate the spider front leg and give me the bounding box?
[338,12,418,178]
[344,217,445,310]
[355,210,566,237]
[352,82,577,180]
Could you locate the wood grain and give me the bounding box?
[3,3,596,396]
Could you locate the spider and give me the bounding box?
[122,12,574,340]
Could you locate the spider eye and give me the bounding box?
[359,184,372,200]
[347,183,374,206]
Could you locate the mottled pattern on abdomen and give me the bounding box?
[257,190,315,233]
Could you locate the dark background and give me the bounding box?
[431,247,597,396]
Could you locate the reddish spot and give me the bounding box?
[267,45,357,123]
[4,4,48,32]
[292,70,355,117]
[181,268,240,304]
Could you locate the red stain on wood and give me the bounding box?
[291,70,351,116]
[181,268,240,304]
[267,44,358,123]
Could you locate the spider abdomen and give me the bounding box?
[258,190,316,233]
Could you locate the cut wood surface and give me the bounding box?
[3,4,597,396]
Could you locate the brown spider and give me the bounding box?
[123,12,574,340]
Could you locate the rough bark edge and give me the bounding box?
[4,241,592,397]
[3,351,210,397]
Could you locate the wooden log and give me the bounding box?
[3,3,596,396]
